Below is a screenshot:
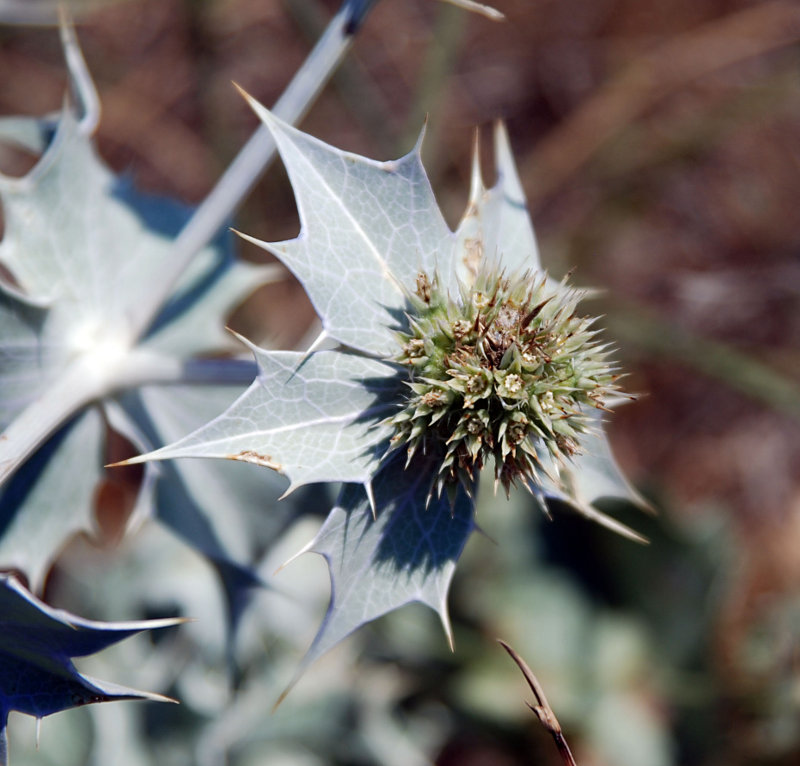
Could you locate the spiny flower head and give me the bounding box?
[388,262,619,497]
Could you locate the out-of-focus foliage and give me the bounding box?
[0,574,180,765]
[0,16,282,649]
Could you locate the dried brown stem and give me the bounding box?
[498,639,578,766]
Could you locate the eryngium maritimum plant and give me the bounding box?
[129,91,646,686]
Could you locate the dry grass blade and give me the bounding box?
[524,0,800,209]
[498,639,578,766]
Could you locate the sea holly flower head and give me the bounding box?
[388,261,619,499]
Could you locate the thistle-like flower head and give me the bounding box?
[388,262,618,498]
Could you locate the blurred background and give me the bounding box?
[1,1,799,764]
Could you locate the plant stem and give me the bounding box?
[128,1,371,343]
[499,639,579,766]
[0,351,257,487]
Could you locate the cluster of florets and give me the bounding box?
[387,263,618,497]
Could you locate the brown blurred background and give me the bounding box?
[2,0,799,763]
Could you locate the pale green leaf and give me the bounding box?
[131,348,400,491]
[237,97,456,357]
[282,453,476,697]
[0,408,104,592]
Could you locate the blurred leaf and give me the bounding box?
[0,44,276,587]
[0,409,104,593]
[281,452,476,699]
[0,574,179,766]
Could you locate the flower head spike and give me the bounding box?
[127,95,648,692]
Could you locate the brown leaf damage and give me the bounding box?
[228,450,284,473]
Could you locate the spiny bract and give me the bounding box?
[388,262,619,498]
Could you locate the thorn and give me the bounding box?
[277,482,298,501]
[274,535,316,575]
[412,116,429,155]
[365,481,377,520]
[439,607,455,652]
[303,329,330,357]
[105,457,138,469]
[468,127,484,205]
[231,80,252,104]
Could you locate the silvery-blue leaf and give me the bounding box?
[278,452,476,702]
[0,409,104,593]
[455,122,540,285]
[0,574,179,766]
[236,95,456,357]
[129,348,401,493]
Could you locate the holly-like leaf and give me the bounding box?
[455,122,540,285]
[279,451,476,702]
[0,574,180,766]
[131,347,401,493]
[236,92,456,357]
[0,30,277,587]
[0,409,104,593]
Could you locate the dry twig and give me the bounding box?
[499,639,578,766]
